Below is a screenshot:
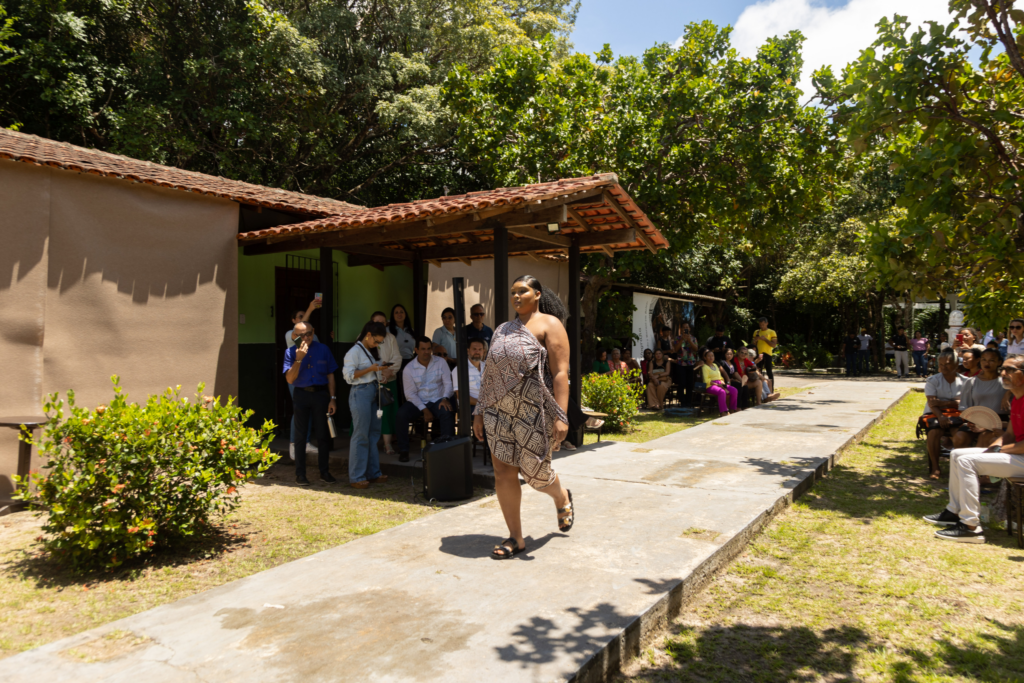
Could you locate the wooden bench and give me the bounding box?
[582,411,608,443]
[0,416,47,515]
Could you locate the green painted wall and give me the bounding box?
[237,248,414,344]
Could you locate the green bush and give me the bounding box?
[581,370,644,432]
[779,342,834,369]
[16,377,277,571]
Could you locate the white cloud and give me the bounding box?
[719,0,955,98]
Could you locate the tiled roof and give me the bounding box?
[0,128,362,216]
[236,174,669,257]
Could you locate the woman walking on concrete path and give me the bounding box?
[474,275,575,558]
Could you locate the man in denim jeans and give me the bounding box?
[397,337,455,462]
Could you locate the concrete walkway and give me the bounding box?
[0,381,908,683]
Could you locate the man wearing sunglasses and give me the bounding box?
[283,322,340,486]
[925,354,1024,543]
[465,303,493,348]
[1007,319,1024,356]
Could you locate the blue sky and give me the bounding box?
[571,0,958,95]
[571,0,847,59]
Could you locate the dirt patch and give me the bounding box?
[215,589,482,682]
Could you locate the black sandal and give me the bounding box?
[492,538,525,559]
[557,489,574,532]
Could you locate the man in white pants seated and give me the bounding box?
[924,354,1024,543]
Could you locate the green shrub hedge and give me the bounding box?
[16,377,276,571]
[581,370,644,432]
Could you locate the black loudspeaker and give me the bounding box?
[423,436,474,501]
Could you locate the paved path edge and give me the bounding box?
[573,388,910,683]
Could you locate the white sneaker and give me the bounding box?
[289,443,296,460]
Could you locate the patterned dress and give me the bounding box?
[474,317,570,490]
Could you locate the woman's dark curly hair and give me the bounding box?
[513,274,567,326]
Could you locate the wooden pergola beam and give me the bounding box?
[345,228,636,267]
[339,244,417,261]
[506,225,572,247]
[601,191,657,254]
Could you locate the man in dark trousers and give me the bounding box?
[283,321,339,486]
[843,331,860,377]
[892,325,910,379]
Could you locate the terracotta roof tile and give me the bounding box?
[0,128,363,216]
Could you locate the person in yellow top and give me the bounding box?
[699,348,738,416]
[752,317,778,382]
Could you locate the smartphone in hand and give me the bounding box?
[314,292,323,304]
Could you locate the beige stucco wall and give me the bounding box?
[0,160,239,494]
[425,257,569,333]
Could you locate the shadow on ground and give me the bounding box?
[624,620,1024,683]
[496,601,634,670]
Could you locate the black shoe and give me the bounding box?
[923,509,959,526]
[320,472,337,484]
[296,475,310,487]
[398,452,409,463]
[935,521,985,543]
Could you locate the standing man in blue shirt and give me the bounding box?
[283,322,340,486]
[465,303,494,348]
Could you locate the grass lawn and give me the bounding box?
[0,462,464,659]
[584,385,813,445]
[619,391,1024,683]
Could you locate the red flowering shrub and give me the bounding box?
[16,377,276,571]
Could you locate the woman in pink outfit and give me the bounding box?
[699,347,738,416]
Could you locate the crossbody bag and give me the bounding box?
[357,343,394,407]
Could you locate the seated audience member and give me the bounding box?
[954,327,986,359]
[431,307,458,360]
[396,337,455,462]
[592,349,610,375]
[646,349,672,410]
[641,348,654,384]
[700,347,738,417]
[924,354,1024,543]
[452,338,486,409]
[923,350,965,479]
[1006,319,1024,356]
[608,348,627,375]
[622,348,642,383]
[735,348,764,405]
[959,347,981,378]
[954,348,1007,450]
[718,348,747,407]
[432,343,457,371]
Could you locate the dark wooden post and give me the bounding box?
[453,277,471,437]
[413,254,426,335]
[493,225,508,327]
[319,247,334,345]
[567,236,582,446]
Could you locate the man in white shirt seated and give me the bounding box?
[923,350,965,480]
[453,338,486,408]
[397,336,455,462]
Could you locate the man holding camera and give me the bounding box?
[283,322,339,486]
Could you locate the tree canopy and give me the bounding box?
[444,23,838,254]
[0,0,577,205]
[816,0,1024,328]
